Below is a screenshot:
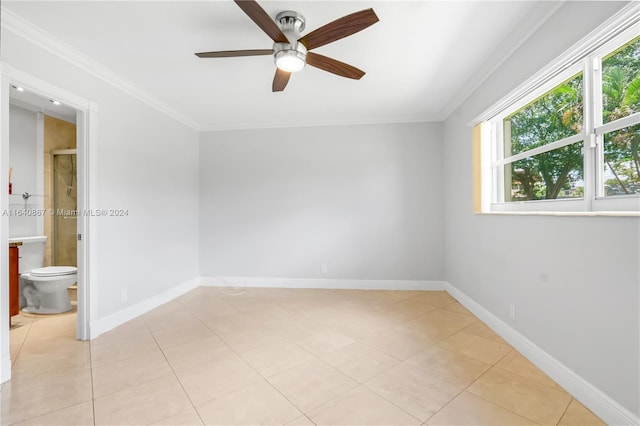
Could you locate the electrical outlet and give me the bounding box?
[509,304,516,320]
[321,264,327,273]
[121,288,128,302]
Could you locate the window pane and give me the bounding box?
[602,36,640,124]
[603,124,640,196]
[504,73,583,157]
[505,144,584,201]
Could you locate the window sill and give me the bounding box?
[476,211,640,217]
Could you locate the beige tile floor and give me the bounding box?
[2,287,606,425]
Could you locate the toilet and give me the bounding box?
[9,236,77,314]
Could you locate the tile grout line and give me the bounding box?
[89,337,97,426]
[9,314,36,367]
[421,349,512,425]
[556,397,574,426]
[190,296,314,423]
[152,304,209,425]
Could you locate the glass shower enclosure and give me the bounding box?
[52,149,77,267]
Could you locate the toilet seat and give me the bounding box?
[31,266,77,277]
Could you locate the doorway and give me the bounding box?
[0,65,96,383]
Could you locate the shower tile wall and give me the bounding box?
[43,115,76,267]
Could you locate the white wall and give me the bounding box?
[1,29,200,320]
[8,104,39,237]
[443,1,639,418]
[200,122,443,282]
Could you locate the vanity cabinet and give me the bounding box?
[9,243,20,320]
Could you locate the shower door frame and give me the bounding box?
[51,149,78,268]
[0,64,98,383]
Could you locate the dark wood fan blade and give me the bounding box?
[298,9,379,51]
[195,49,273,58]
[306,52,365,80]
[272,68,291,92]
[234,0,289,43]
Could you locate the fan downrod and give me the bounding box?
[275,11,305,37]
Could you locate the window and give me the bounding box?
[476,10,640,214]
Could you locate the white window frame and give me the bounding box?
[473,5,640,215]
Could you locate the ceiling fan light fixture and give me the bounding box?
[274,49,306,73]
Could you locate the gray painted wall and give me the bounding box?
[1,28,200,318]
[199,122,443,282]
[443,1,639,416]
[8,105,39,237]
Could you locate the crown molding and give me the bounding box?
[0,7,201,131]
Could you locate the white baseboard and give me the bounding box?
[1,355,11,383]
[90,278,199,339]
[444,281,639,426]
[199,276,446,291]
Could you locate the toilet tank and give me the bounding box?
[8,236,47,273]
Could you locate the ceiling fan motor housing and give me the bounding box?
[273,11,307,71]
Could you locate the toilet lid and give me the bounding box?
[31,266,77,277]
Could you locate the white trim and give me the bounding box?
[75,104,97,341]
[469,2,640,126]
[200,276,446,291]
[477,210,640,217]
[595,112,640,135]
[90,278,199,339]
[0,7,200,131]
[492,198,587,213]
[0,64,11,384]
[35,111,44,235]
[445,281,640,426]
[494,133,584,167]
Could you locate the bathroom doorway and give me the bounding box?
[1,67,97,384]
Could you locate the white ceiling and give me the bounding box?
[1,1,561,131]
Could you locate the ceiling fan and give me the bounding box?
[195,0,379,92]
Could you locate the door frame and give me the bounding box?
[0,63,98,383]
